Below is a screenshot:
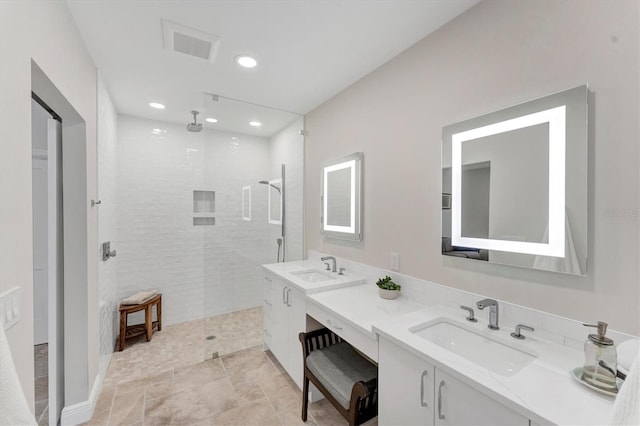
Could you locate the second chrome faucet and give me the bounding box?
[320,256,337,273]
[476,298,499,330]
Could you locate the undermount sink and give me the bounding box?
[290,269,336,283]
[410,319,537,377]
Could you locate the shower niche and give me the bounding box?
[193,190,215,226]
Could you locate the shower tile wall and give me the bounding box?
[269,117,304,262]
[97,75,119,373]
[201,131,274,318]
[116,115,290,326]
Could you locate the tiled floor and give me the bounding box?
[34,343,49,426]
[103,307,263,387]
[88,307,374,425]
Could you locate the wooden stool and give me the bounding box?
[118,293,162,351]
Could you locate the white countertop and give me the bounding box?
[373,306,616,426]
[264,259,625,425]
[307,283,425,336]
[262,260,365,293]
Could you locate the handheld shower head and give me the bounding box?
[186,110,203,132]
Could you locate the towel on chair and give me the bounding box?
[0,325,37,425]
[121,289,158,305]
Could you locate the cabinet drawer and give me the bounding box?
[263,274,274,293]
[306,300,378,362]
[263,326,273,347]
[263,296,273,317]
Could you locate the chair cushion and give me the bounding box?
[306,341,377,410]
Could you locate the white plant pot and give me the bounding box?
[379,288,400,300]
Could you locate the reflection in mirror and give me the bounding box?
[268,178,282,225]
[327,167,353,227]
[242,185,251,221]
[442,85,587,275]
[322,152,362,241]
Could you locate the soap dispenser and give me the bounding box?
[581,321,618,393]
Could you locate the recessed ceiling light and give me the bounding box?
[235,55,257,68]
[149,102,166,109]
[249,121,262,127]
[205,117,218,123]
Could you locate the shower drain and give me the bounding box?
[206,335,216,340]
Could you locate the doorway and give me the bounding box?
[31,94,63,426]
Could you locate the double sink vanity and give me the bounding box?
[262,255,624,426]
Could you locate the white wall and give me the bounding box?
[305,0,639,334]
[0,0,98,410]
[97,74,118,379]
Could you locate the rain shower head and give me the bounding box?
[258,180,281,193]
[186,110,203,132]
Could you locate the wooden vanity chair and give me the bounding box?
[298,329,378,426]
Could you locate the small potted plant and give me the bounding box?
[376,275,401,300]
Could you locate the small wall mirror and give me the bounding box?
[242,185,251,221]
[321,152,363,241]
[268,178,282,225]
[442,85,587,275]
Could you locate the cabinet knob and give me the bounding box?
[326,319,343,330]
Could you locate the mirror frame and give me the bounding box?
[442,85,588,274]
[267,178,282,225]
[321,152,363,241]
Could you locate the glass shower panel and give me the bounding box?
[199,97,304,360]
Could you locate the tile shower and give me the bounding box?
[115,114,304,357]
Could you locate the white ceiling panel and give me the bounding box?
[67,0,479,136]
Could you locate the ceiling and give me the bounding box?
[67,0,479,137]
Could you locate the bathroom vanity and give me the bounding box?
[263,254,631,425]
[262,260,365,389]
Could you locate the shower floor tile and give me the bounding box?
[87,306,377,426]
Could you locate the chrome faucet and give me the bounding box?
[476,298,499,330]
[320,256,337,273]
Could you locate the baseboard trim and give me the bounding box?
[60,373,102,426]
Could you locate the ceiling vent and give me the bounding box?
[162,20,221,63]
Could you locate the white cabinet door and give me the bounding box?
[263,271,307,390]
[286,286,306,389]
[434,369,528,426]
[269,275,289,368]
[379,336,435,426]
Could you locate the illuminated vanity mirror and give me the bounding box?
[442,85,587,275]
[321,152,363,241]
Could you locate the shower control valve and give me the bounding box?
[102,241,117,261]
